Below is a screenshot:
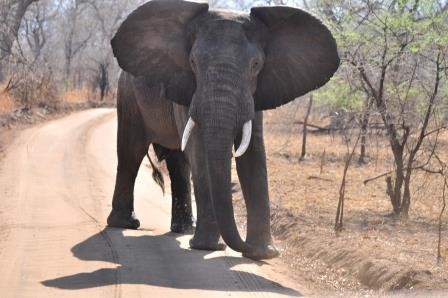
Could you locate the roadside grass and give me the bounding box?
[257,102,448,292]
[63,88,96,103]
[62,88,115,104]
[0,86,16,115]
[0,86,115,130]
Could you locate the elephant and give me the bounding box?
[106,0,339,260]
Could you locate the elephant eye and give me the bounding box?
[190,58,196,72]
[252,60,261,73]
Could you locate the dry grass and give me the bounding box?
[263,102,447,220]
[62,88,95,103]
[246,102,448,292]
[62,88,116,104]
[0,86,16,115]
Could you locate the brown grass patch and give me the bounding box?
[62,88,94,103]
[233,101,448,293]
[62,88,115,104]
[0,87,16,114]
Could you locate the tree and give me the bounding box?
[23,0,56,63]
[335,0,448,217]
[0,0,39,80]
[84,0,144,98]
[62,0,91,84]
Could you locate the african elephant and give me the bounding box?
[107,0,339,260]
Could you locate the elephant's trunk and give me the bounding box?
[189,69,255,254]
[203,125,252,254]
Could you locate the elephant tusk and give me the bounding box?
[234,120,252,158]
[181,117,195,151]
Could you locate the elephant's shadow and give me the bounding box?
[41,228,301,296]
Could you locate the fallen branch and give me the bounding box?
[363,166,435,185]
[293,121,387,133]
[363,170,395,185]
[293,121,330,131]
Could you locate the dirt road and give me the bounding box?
[0,109,303,298]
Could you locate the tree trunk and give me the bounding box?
[64,57,72,84]
[401,160,414,218]
[359,134,367,163]
[401,175,411,218]
[99,63,109,101]
[0,0,39,82]
[359,97,373,164]
[386,148,405,216]
[300,95,313,161]
[0,0,38,60]
[0,65,4,82]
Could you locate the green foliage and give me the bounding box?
[314,76,365,112]
[314,0,447,116]
[333,0,447,58]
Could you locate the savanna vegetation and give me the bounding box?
[257,0,448,293]
[0,0,147,116]
[0,0,447,294]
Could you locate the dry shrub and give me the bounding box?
[9,66,59,109]
[0,86,16,114]
[63,88,94,103]
[63,87,115,103]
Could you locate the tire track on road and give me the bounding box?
[58,110,122,298]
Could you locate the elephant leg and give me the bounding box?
[165,149,194,234]
[107,101,148,229]
[235,113,279,259]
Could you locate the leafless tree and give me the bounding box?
[0,0,39,80]
[23,1,57,63]
[62,0,91,84]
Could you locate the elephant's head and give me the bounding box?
[111,0,339,257]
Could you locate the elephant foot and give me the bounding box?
[243,244,280,261]
[170,221,194,234]
[189,236,226,251]
[107,209,140,229]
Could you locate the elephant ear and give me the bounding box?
[111,0,209,106]
[250,6,340,110]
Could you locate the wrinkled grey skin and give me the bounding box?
[107,0,339,260]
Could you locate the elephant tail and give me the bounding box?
[146,152,165,195]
